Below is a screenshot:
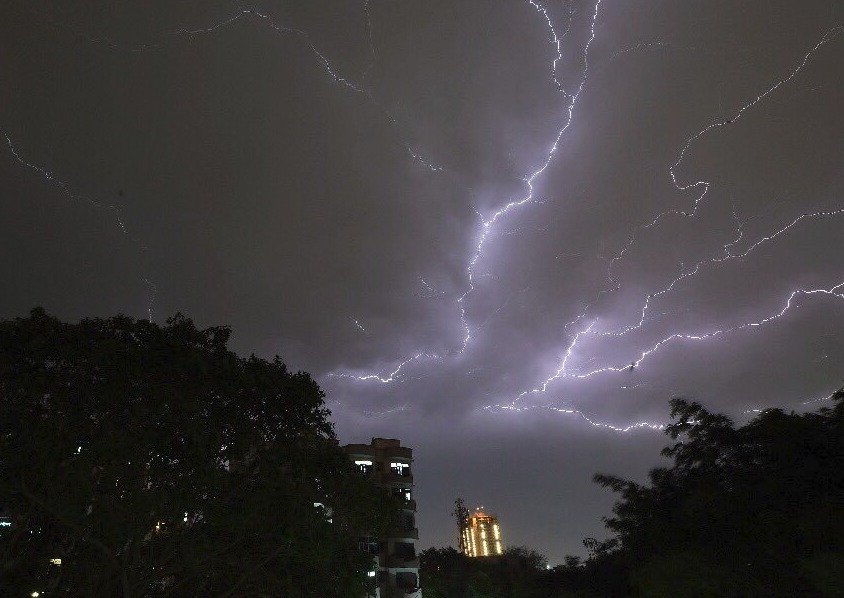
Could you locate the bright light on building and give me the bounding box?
[461,509,505,557]
[354,459,373,474]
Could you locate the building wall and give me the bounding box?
[343,438,421,598]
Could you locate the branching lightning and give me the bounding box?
[456,0,603,353]
[330,0,604,384]
[495,26,844,430]
[9,3,842,432]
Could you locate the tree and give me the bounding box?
[420,546,549,598]
[0,308,393,597]
[594,391,844,596]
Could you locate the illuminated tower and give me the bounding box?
[460,507,504,557]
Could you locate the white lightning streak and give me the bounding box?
[512,320,596,402]
[329,352,437,384]
[502,26,843,420]
[646,26,841,234]
[485,403,664,433]
[333,0,604,384]
[54,5,444,172]
[599,207,844,337]
[2,130,157,321]
[457,0,603,353]
[571,283,844,381]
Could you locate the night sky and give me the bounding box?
[2,0,842,564]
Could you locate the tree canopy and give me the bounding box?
[421,389,844,597]
[0,308,392,597]
[593,392,844,596]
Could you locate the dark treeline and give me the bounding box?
[2,309,842,596]
[0,309,399,597]
[421,390,844,597]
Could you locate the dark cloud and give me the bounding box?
[1,0,841,562]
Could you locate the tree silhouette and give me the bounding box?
[0,308,392,597]
[594,392,844,596]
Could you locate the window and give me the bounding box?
[390,461,410,476]
[359,537,380,556]
[392,487,412,502]
[395,572,419,589]
[393,542,415,561]
[354,460,374,475]
[402,513,415,532]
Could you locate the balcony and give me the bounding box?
[394,571,421,595]
[388,527,419,540]
[384,446,412,460]
[386,556,420,569]
[401,528,419,540]
[382,470,413,484]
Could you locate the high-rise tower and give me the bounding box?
[455,503,504,557]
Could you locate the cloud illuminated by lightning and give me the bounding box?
[495,26,843,429]
[456,0,603,353]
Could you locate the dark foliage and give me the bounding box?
[592,391,844,596]
[419,546,549,598]
[422,389,844,597]
[0,308,394,597]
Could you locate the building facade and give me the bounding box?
[460,508,504,558]
[343,438,421,598]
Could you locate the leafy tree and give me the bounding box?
[420,546,549,598]
[594,391,844,597]
[0,308,393,597]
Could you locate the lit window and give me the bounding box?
[50,558,61,566]
[390,462,410,476]
[393,487,412,502]
[354,460,374,474]
[367,570,376,578]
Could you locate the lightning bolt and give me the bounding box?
[13,3,840,431]
[1,130,158,321]
[330,0,604,384]
[489,25,843,428]
[457,0,603,353]
[571,283,844,381]
[4,3,444,324]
